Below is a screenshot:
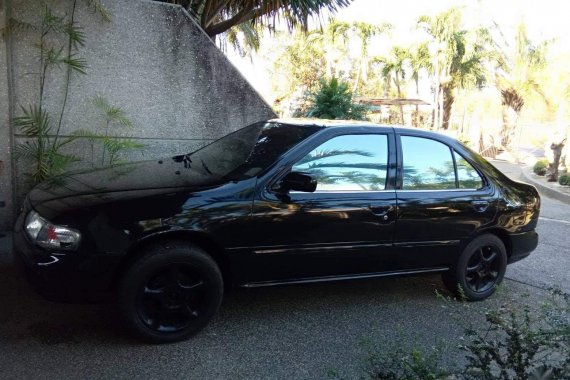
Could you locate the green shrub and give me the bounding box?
[559,173,570,186]
[304,77,369,120]
[533,159,549,176]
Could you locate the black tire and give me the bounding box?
[442,234,507,301]
[118,240,223,343]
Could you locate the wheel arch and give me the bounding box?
[112,230,233,290]
[470,227,513,258]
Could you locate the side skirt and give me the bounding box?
[240,267,449,288]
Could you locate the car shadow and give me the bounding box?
[0,251,452,347]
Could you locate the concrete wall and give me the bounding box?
[0,0,276,229]
[0,0,16,230]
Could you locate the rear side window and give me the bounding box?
[401,136,455,190]
[401,136,483,190]
[454,151,484,189]
[292,134,388,191]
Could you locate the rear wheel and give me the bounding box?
[118,241,223,343]
[442,234,507,301]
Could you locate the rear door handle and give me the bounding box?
[471,200,489,212]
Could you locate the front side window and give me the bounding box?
[292,134,388,191]
[402,136,456,190]
[188,122,321,180]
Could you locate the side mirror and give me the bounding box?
[277,171,317,193]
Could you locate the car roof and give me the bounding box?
[269,118,459,145]
[270,118,382,128]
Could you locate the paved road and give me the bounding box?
[0,162,568,379]
[492,161,570,293]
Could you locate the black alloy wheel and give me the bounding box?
[118,241,223,343]
[137,263,206,333]
[464,245,501,294]
[442,234,507,301]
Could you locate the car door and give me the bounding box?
[394,133,498,270]
[241,128,398,284]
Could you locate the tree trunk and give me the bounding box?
[441,85,454,130]
[414,78,420,128]
[325,50,333,78]
[353,66,361,94]
[547,139,566,182]
[500,88,524,150]
[500,106,518,149]
[395,77,404,125]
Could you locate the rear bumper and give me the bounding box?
[507,230,538,264]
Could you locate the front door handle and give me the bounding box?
[471,200,489,212]
[369,206,394,221]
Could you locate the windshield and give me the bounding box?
[180,121,322,180]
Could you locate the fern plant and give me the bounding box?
[10,5,90,184]
[6,1,125,185]
[78,96,144,167]
[13,105,78,183]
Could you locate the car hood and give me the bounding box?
[28,156,228,210]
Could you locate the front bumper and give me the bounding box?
[13,211,121,303]
[507,230,539,264]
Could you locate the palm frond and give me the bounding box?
[1,18,37,37]
[64,23,86,49]
[93,95,111,111]
[94,96,133,127]
[33,159,52,184]
[71,129,100,140]
[62,54,88,74]
[201,0,351,36]
[222,21,261,57]
[13,105,51,136]
[15,141,51,183]
[103,138,145,165]
[53,135,78,149]
[42,5,66,34]
[14,141,41,161]
[44,46,87,73]
[47,150,79,174]
[84,0,112,22]
[44,46,65,66]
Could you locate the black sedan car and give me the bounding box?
[14,119,540,342]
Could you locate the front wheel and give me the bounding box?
[442,234,507,301]
[118,241,223,343]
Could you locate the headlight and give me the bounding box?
[25,210,81,251]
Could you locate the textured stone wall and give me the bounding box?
[0,0,276,229]
[0,0,15,230]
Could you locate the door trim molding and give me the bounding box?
[240,266,449,288]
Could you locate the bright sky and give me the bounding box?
[336,0,570,47]
[228,0,570,101]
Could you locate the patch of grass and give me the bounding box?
[354,288,570,379]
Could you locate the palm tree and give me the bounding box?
[160,0,352,39]
[352,21,392,93]
[375,46,410,124]
[418,8,461,130]
[493,23,550,148]
[308,20,351,78]
[408,43,432,127]
[219,21,262,58]
[418,8,486,130]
